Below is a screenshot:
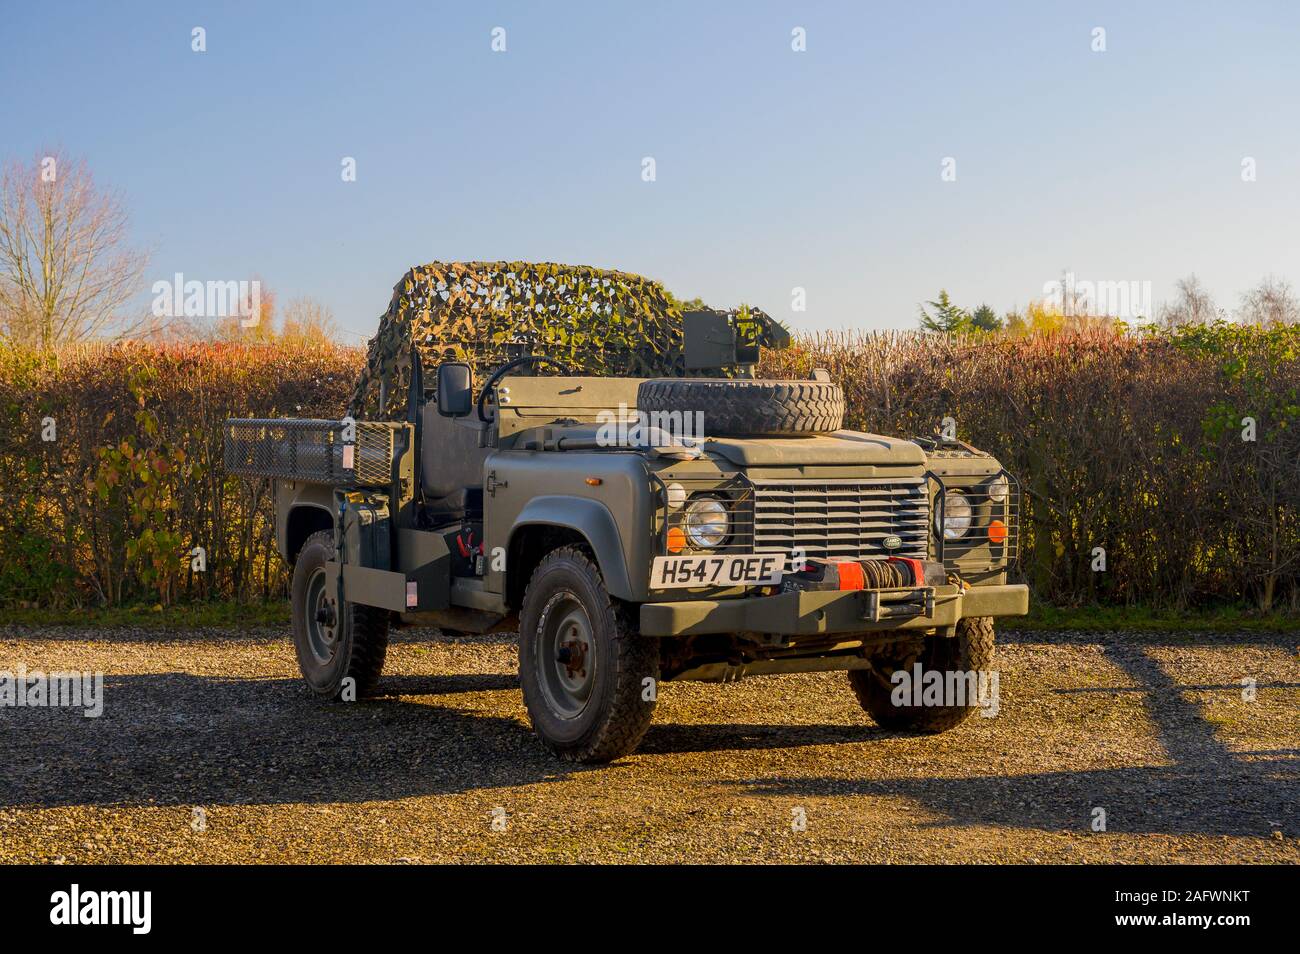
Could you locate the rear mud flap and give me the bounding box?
[340,563,410,613]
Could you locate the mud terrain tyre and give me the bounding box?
[848,616,996,733]
[636,378,845,437]
[519,546,658,763]
[290,530,389,699]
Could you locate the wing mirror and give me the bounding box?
[436,362,474,417]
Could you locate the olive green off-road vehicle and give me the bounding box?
[225,262,1027,762]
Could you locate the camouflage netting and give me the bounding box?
[349,261,788,418]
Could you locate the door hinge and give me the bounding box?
[486,470,508,497]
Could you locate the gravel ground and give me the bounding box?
[0,623,1296,864]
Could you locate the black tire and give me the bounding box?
[848,617,996,733]
[519,546,658,763]
[636,378,845,437]
[290,530,389,699]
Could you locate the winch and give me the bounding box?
[780,556,949,593]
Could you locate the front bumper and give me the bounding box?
[638,583,1028,638]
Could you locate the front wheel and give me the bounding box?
[290,530,389,699]
[519,546,658,763]
[849,616,996,732]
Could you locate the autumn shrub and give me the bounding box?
[1,326,1296,611]
[0,341,362,607]
[763,324,1300,610]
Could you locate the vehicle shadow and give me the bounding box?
[373,673,518,695]
[720,638,1300,837]
[3,628,1294,834]
[0,672,587,809]
[640,722,885,754]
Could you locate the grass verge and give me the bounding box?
[1015,602,1297,633]
[2,600,289,629]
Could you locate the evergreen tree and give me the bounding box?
[971,304,1003,332]
[918,290,971,333]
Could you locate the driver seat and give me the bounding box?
[420,403,489,524]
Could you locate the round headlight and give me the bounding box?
[987,475,1009,504]
[936,492,973,540]
[684,497,729,549]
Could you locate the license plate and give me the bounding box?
[650,553,784,589]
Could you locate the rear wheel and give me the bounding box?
[849,616,996,732]
[519,546,658,762]
[290,530,389,699]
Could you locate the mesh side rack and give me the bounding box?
[224,419,397,487]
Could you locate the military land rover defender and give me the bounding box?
[224,262,1027,762]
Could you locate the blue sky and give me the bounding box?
[3,1,1299,339]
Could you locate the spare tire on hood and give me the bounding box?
[636,378,845,437]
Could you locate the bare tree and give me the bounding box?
[211,282,276,342]
[280,296,339,344]
[1237,275,1300,326]
[1157,274,1221,327]
[0,150,149,349]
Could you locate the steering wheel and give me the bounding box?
[476,355,573,422]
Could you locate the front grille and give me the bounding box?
[751,477,929,561]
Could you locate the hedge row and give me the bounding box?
[0,342,360,606]
[765,325,1300,610]
[1,324,1296,610]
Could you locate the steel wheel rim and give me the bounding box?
[305,567,339,665]
[537,591,596,721]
